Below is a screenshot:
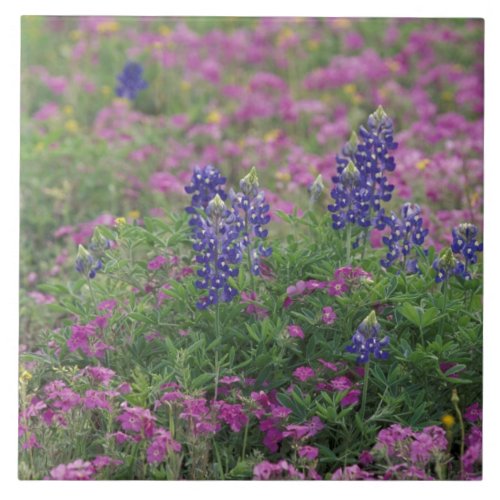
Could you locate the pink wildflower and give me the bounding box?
[322,306,337,325]
[293,366,316,382]
[288,324,304,339]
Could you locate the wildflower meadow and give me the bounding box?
[19,17,484,481]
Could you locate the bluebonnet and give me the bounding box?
[115,62,148,100]
[451,223,483,266]
[229,167,272,276]
[380,203,428,272]
[185,165,227,215]
[192,195,242,309]
[330,106,398,237]
[75,244,103,279]
[346,311,389,364]
[308,174,325,205]
[433,247,467,283]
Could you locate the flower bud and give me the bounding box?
[240,166,260,197]
[341,160,361,186]
[308,174,324,204]
[207,194,226,219]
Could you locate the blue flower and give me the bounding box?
[75,245,103,279]
[115,62,148,100]
[192,195,242,309]
[330,106,398,237]
[451,223,483,265]
[346,311,389,364]
[380,203,428,271]
[433,247,467,282]
[229,167,272,276]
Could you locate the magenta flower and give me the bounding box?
[293,366,316,382]
[327,279,348,296]
[46,459,95,480]
[83,390,112,411]
[80,366,115,386]
[464,403,482,423]
[146,428,181,464]
[283,416,324,440]
[322,306,337,325]
[147,255,168,271]
[340,389,361,408]
[241,291,269,318]
[318,359,339,372]
[220,375,241,385]
[330,464,374,480]
[116,404,156,438]
[298,445,319,460]
[215,401,249,432]
[288,324,304,339]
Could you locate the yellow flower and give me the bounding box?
[441,414,456,429]
[65,119,79,134]
[34,142,45,152]
[70,30,83,41]
[264,129,281,143]
[275,171,291,182]
[343,84,357,95]
[159,25,172,37]
[115,217,126,226]
[307,39,320,51]
[386,59,401,73]
[441,90,454,101]
[63,105,73,116]
[97,21,120,34]
[206,110,222,124]
[416,158,431,171]
[352,94,363,105]
[277,27,295,46]
[101,85,112,96]
[20,370,32,384]
[470,191,480,207]
[127,210,141,220]
[180,80,191,92]
[331,18,352,29]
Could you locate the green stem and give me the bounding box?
[86,276,97,310]
[346,223,352,265]
[452,398,465,480]
[439,280,448,336]
[214,302,221,402]
[360,361,370,421]
[360,229,368,261]
[245,213,256,291]
[241,419,250,460]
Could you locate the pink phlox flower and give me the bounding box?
[241,291,268,318]
[253,459,304,480]
[283,416,324,440]
[146,428,182,464]
[22,432,41,450]
[157,283,173,306]
[147,255,168,271]
[340,389,361,408]
[334,266,372,282]
[215,401,249,432]
[286,280,307,296]
[220,375,241,385]
[298,445,319,460]
[322,306,337,325]
[318,359,339,372]
[293,366,316,382]
[464,402,482,423]
[80,366,115,386]
[97,299,117,311]
[83,390,112,411]
[330,464,374,480]
[330,376,352,391]
[46,459,95,480]
[288,324,304,339]
[383,464,432,480]
[178,329,190,337]
[91,455,123,471]
[116,404,156,438]
[327,278,348,296]
[271,405,293,419]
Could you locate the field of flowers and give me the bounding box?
[19,16,483,480]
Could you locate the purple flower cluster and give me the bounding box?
[380,203,428,272]
[451,222,483,276]
[329,106,397,235]
[115,62,148,100]
[253,459,306,480]
[192,195,242,309]
[432,247,466,283]
[346,311,389,364]
[45,456,122,480]
[229,167,272,276]
[185,165,227,219]
[67,315,114,359]
[146,428,182,464]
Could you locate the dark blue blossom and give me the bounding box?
[192,195,242,309]
[330,106,398,237]
[451,223,483,266]
[115,62,148,100]
[229,167,272,276]
[433,248,467,283]
[346,311,389,364]
[380,203,428,271]
[75,245,103,279]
